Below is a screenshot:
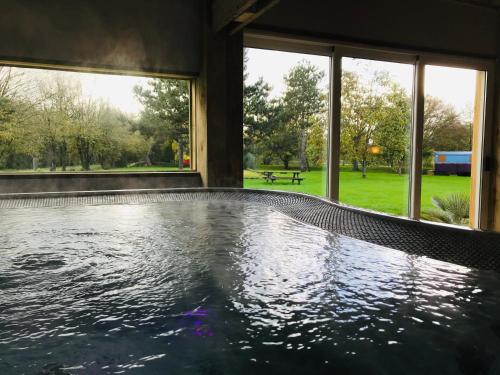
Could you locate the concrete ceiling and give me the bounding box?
[453,0,500,8]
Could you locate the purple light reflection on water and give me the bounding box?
[184,308,214,336]
[183,308,209,317]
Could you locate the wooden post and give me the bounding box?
[469,71,485,228]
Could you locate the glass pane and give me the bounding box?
[243,48,330,197]
[420,65,483,227]
[0,66,190,173]
[339,57,414,216]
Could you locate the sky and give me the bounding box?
[245,47,477,116]
[78,73,150,115]
[11,67,151,115]
[9,48,477,117]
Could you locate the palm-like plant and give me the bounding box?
[422,192,470,225]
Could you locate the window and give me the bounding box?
[0,66,191,173]
[245,32,495,229]
[339,57,414,216]
[327,46,493,229]
[420,65,485,227]
[243,48,330,197]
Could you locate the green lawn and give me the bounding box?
[244,166,470,216]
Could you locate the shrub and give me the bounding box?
[422,192,469,225]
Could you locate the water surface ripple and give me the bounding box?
[0,201,499,374]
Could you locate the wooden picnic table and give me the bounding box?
[261,171,303,184]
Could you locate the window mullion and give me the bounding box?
[328,48,342,201]
[409,58,425,220]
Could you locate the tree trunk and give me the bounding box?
[299,129,308,172]
[361,159,367,178]
[77,138,92,171]
[84,148,92,170]
[145,144,153,166]
[177,142,184,170]
[48,146,57,171]
[283,159,289,170]
[100,157,111,170]
[82,157,91,171]
[352,160,359,171]
[79,149,90,171]
[59,142,68,171]
[5,153,15,169]
[32,157,38,171]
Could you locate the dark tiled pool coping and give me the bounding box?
[0,188,499,272]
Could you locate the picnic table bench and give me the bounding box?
[261,171,304,184]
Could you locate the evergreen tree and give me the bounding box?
[134,79,190,169]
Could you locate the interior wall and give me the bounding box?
[252,0,498,58]
[0,0,202,75]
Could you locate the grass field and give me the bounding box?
[244,166,470,216]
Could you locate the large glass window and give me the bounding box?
[339,57,414,216]
[0,66,191,173]
[420,65,484,227]
[243,48,330,197]
[244,37,493,229]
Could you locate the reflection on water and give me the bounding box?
[0,201,499,374]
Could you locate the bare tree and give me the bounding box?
[0,67,29,98]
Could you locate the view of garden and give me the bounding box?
[243,49,477,225]
[244,166,469,216]
[0,67,190,173]
[0,51,477,226]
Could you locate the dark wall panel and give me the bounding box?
[0,172,202,194]
[0,0,202,75]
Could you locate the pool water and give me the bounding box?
[0,201,499,374]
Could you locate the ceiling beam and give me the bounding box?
[212,0,280,34]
